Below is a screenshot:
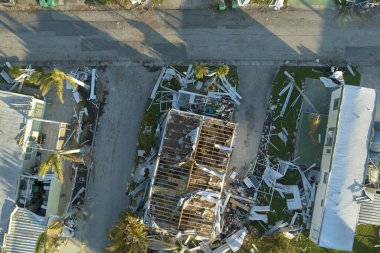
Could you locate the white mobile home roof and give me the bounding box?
[318,85,376,251]
[0,91,35,235]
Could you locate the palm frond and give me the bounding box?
[56,78,64,104]
[29,71,43,86]
[46,221,63,237]
[38,154,56,178]
[52,154,63,183]
[34,232,48,253]
[216,65,230,78]
[60,153,82,163]
[36,69,72,103]
[40,79,55,97]
[106,210,147,253]
[194,63,209,79]
[64,75,77,90]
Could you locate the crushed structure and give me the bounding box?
[149,66,241,121]
[144,109,236,239]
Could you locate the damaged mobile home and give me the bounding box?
[144,109,237,240]
[309,85,377,251]
[0,90,69,252]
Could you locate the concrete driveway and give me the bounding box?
[81,65,159,252]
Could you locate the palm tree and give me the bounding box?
[34,69,77,104]
[216,65,230,78]
[106,210,147,253]
[38,150,82,183]
[35,221,64,253]
[194,63,209,80]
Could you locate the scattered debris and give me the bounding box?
[237,0,250,7]
[270,0,284,10]
[226,227,248,252]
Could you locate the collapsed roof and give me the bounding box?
[144,109,236,238]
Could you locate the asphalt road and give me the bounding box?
[1,9,380,65]
[2,7,380,253]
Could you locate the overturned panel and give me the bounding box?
[145,109,236,238]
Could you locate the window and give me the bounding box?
[333,98,340,111]
[26,147,32,153]
[325,127,335,146]
[323,172,329,184]
[326,148,331,154]
[321,199,324,207]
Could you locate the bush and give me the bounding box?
[139,132,156,151]
[143,111,160,127]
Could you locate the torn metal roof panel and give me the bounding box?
[3,207,48,253]
[358,191,380,226]
[145,109,236,238]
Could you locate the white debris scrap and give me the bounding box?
[320,77,340,88]
[280,83,293,117]
[214,144,233,152]
[196,162,224,179]
[329,70,344,84]
[150,67,166,99]
[264,220,288,237]
[226,227,248,252]
[237,0,250,6]
[272,0,284,10]
[279,83,291,96]
[277,129,288,144]
[72,91,82,103]
[90,68,97,100]
[283,232,295,240]
[0,70,13,84]
[248,211,268,223]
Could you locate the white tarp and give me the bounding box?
[318,85,376,251]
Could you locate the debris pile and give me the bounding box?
[149,66,241,121]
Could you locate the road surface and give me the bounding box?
[1,9,380,65]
